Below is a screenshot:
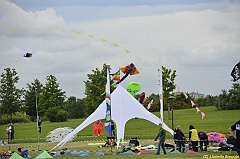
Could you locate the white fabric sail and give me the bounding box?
[52,85,173,150]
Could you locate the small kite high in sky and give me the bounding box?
[112,63,139,87]
[20,51,36,59]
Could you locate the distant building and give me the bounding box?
[174,91,205,99]
[189,92,205,99]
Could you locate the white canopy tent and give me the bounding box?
[52,85,173,150]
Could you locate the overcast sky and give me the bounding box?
[0,0,239,98]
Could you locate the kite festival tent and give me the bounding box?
[53,85,173,150]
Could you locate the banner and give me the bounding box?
[230,62,240,81]
[105,68,112,136]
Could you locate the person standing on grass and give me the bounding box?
[38,119,42,133]
[6,123,12,143]
[198,131,209,151]
[98,120,103,136]
[93,121,98,137]
[111,120,115,136]
[228,120,240,156]
[10,123,14,140]
[176,125,186,152]
[154,123,167,155]
[189,125,199,152]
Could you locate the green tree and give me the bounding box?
[173,93,191,109]
[38,75,67,121]
[228,83,240,109]
[145,93,160,112]
[67,96,86,119]
[215,83,240,110]
[84,63,110,115]
[216,90,228,110]
[162,66,177,104]
[141,66,177,112]
[0,68,24,122]
[24,78,43,121]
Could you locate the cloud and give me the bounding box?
[1,0,240,98]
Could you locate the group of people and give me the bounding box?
[6,123,14,142]
[93,120,104,136]
[93,120,115,137]
[154,121,240,156]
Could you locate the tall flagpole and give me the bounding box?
[104,67,113,152]
[158,67,163,121]
[35,89,40,151]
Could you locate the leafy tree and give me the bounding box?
[140,66,177,112]
[162,66,177,104]
[84,63,111,115]
[216,90,228,110]
[38,75,67,121]
[145,93,160,112]
[228,83,240,109]
[67,96,86,119]
[173,93,191,109]
[215,83,240,110]
[196,95,217,107]
[24,79,43,121]
[0,68,24,122]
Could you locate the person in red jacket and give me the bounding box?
[98,120,103,136]
[93,121,98,137]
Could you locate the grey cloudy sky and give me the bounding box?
[0,0,239,98]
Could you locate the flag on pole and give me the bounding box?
[196,107,200,113]
[201,112,205,119]
[191,100,195,107]
[147,99,153,110]
[231,62,240,81]
[105,68,112,136]
[110,69,120,82]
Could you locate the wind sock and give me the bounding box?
[201,112,206,119]
[191,100,195,107]
[196,107,200,113]
[104,68,112,136]
[110,69,120,83]
[138,92,146,105]
[183,92,188,99]
[147,99,153,110]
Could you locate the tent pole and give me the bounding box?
[36,89,40,151]
[158,67,163,121]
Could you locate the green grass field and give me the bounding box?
[0,106,239,158]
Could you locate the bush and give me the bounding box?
[46,107,68,122]
[56,110,69,122]
[0,113,31,125]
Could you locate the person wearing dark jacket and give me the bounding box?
[176,125,186,152]
[228,120,240,156]
[198,132,209,151]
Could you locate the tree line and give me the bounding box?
[0,64,239,124]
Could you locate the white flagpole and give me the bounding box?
[158,67,163,121]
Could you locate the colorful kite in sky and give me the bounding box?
[112,63,139,87]
[138,92,146,105]
[126,82,141,96]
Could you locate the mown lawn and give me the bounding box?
[0,106,239,158]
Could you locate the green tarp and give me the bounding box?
[9,152,24,159]
[35,151,53,158]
